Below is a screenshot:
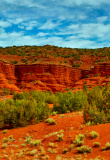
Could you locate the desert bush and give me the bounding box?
[53,91,87,113]
[2,129,8,134]
[51,111,57,116]
[77,145,92,153]
[45,118,56,125]
[0,95,50,129]
[73,63,80,68]
[21,58,28,63]
[101,142,110,151]
[31,140,41,146]
[62,148,68,154]
[105,142,110,149]
[86,75,90,78]
[10,60,18,64]
[1,143,7,149]
[83,103,106,125]
[93,142,100,147]
[69,144,74,150]
[3,137,9,143]
[83,85,110,125]
[1,87,10,95]
[83,84,88,92]
[13,92,30,100]
[26,149,37,156]
[57,133,64,142]
[73,134,85,146]
[90,131,99,139]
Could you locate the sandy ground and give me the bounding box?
[0,110,110,160]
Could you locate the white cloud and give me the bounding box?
[97,16,108,23]
[78,23,110,38]
[8,18,24,24]
[37,32,49,37]
[2,0,45,8]
[68,24,79,30]
[56,23,110,40]
[39,20,61,30]
[0,0,110,49]
[18,21,38,30]
[62,0,110,7]
[25,21,38,30]
[0,27,109,49]
[0,20,11,28]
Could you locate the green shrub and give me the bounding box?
[3,137,9,143]
[31,140,41,146]
[86,75,90,78]
[106,75,110,79]
[0,94,50,129]
[83,84,88,91]
[83,85,110,125]
[51,111,57,116]
[57,133,64,142]
[45,118,56,125]
[77,145,92,153]
[53,91,87,114]
[105,142,110,150]
[1,143,7,149]
[94,74,98,77]
[73,134,85,146]
[62,148,68,154]
[69,144,74,150]
[2,129,8,134]
[73,64,80,68]
[93,142,100,147]
[1,87,10,95]
[10,60,18,64]
[90,131,99,139]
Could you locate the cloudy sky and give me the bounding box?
[0,0,110,48]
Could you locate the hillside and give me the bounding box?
[0,45,110,160]
[0,45,110,93]
[0,111,110,160]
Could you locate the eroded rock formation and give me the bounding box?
[92,63,110,76]
[0,61,21,92]
[15,64,82,92]
[0,60,110,92]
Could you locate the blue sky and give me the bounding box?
[0,0,110,48]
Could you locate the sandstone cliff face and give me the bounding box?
[0,61,20,92]
[92,63,110,76]
[1,60,110,92]
[15,64,82,92]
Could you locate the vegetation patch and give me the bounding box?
[77,145,92,154]
[45,118,56,125]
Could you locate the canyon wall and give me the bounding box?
[0,61,20,92]
[92,63,110,76]
[15,64,82,91]
[0,60,110,92]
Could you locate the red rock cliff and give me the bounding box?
[1,61,110,92]
[92,63,110,76]
[0,61,20,91]
[15,64,82,92]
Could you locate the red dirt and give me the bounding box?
[0,112,110,159]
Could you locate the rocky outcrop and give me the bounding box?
[15,64,82,92]
[0,61,20,92]
[92,63,110,76]
[1,60,110,92]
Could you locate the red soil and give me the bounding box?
[0,111,110,160]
